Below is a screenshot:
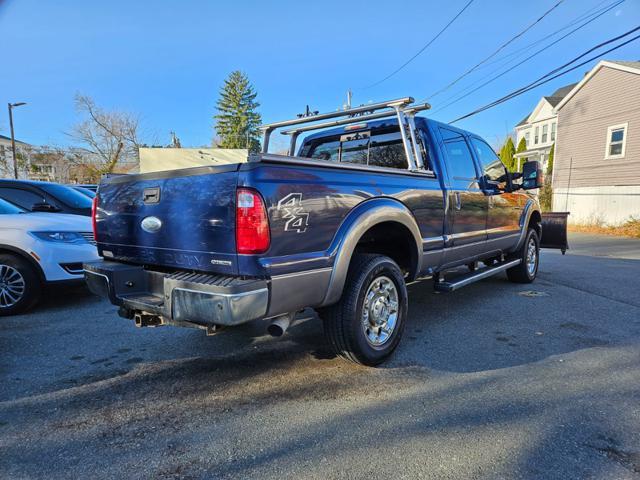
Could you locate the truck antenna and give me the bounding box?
[344,89,353,110]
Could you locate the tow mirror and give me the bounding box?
[522,161,543,190]
[31,202,60,212]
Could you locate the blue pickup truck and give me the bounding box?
[85,97,565,365]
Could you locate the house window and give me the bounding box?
[542,124,548,143]
[605,123,628,159]
[524,132,530,146]
[534,126,539,144]
[551,122,556,142]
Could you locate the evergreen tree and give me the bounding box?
[500,137,516,172]
[546,142,555,176]
[539,143,555,211]
[214,71,262,151]
[516,137,527,169]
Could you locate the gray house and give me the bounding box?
[552,60,640,225]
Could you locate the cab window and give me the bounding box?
[471,138,508,190]
[439,128,479,190]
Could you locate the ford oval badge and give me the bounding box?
[141,216,162,233]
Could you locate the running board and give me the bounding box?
[434,259,521,292]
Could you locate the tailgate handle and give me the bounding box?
[143,187,160,204]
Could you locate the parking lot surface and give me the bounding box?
[2,232,639,479]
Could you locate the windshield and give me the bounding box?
[41,183,93,209]
[0,198,26,214]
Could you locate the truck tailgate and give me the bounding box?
[95,165,240,275]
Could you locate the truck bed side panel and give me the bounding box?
[238,162,445,276]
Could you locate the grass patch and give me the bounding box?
[569,218,640,239]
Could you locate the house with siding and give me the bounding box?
[514,83,575,172]
[552,60,640,225]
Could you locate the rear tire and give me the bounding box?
[321,254,408,366]
[0,254,42,316]
[506,228,539,284]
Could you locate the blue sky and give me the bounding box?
[1,0,638,151]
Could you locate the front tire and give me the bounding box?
[506,228,540,284]
[321,254,408,366]
[0,254,42,316]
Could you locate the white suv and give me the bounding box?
[0,198,100,315]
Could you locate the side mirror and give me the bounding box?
[522,161,543,189]
[31,202,60,212]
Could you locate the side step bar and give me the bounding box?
[434,259,521,292]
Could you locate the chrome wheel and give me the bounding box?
[0,264,25,308]
[526,238,537,276]
[362,275,399,347]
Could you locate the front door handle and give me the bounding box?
[454,192,461,210]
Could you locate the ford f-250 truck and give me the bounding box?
[84,97,566,365]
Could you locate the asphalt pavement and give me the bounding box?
[1,232,639,479]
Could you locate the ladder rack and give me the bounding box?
[259,97,431,170]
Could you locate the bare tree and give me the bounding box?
[68,94,141,180]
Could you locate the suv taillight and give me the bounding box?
[91,196,98,242]
[236,188,270,254]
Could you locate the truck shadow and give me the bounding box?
[7,254,639,396]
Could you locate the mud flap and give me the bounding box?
[540,212,570,254]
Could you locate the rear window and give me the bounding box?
[40,184,93,209]
[302,128,409,170]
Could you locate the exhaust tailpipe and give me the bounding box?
[134,312,162,328]
[267,314,293,337]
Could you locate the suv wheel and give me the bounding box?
[321,254,408,366]
[0,254,42,316]
[506,228,540,284]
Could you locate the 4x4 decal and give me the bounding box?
[277,193,309,233]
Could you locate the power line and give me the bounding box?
[430,0,624,115]
[449,26,640,123]
[427,0,566,100]
[451,30,640,123]
[477,0,613,71]
[359,0,475,90]
[433,0,623,105]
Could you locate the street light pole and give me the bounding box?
[8,102,27,179]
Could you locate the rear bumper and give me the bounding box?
[83,260,268,327]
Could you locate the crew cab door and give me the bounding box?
[439,128,487,265]
[470,137,522,249]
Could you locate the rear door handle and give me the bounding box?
[454,192,461,210]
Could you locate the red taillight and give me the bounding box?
[91,196,98,242]
[236,188,270,254]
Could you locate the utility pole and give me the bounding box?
[8,102,27,179]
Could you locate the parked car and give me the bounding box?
[85,97,566,365]
[0,179,92,216]
[0,198,99,315]
[70,186,96,198]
